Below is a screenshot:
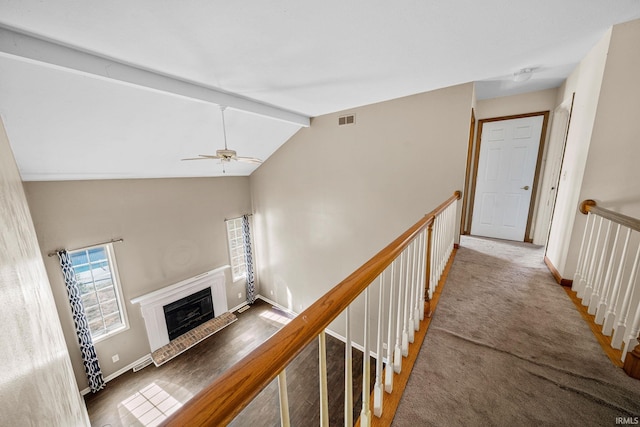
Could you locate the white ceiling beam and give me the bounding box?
[0,25,310,127]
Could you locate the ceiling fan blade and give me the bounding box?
[181,155,222,161]
[236,156,263,164]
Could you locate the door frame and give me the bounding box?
[542,93,575,251]
[460,108,475,236]
[467,111,550,242]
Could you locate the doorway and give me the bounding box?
[469,112,549,242]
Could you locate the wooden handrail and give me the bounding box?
[579,199,640,232]
[162,190,461,426]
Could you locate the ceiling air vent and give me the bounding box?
[338,114,355,126]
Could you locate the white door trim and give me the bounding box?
[468,111,549,242]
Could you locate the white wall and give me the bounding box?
[25,177,251,390]
[542,17,640,279]
[556,19,640,278]
[250,83,473,339]
[579,19,640,218]
[545,29,611,277]
[0,118,89,425]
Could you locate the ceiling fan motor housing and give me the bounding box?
[216,149,237,160]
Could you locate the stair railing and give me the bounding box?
[573,199,640,363]
[161,191,461,426]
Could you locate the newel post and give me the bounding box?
[623,332,640,380]
[424,221,434,318]
[579,199,597,215]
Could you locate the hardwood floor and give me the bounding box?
[85,299,373,426]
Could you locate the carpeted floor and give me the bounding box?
[392,236,640,426]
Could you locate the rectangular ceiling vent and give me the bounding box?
[338,114,355,126]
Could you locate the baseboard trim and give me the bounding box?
[544,256,573,287]
[229,300,249,313]
[562,286,623,368]
[255,294,298,317]
[80,353,152,396]
[256,294,373,358]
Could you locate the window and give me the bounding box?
[69,243,128,342]
[226,217,247,281]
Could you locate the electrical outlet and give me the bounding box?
[270,290,273,295]
[112,354,119,363]
[383,343,388,350]
[238,292,242,299]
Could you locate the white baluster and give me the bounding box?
[385,260,396,392]
[429,221,437,300]
[402,243,411,357]
[374,273,384,417]
[583,216,604,303]
[431,218,438,294]
[611,243,640,349]
[622,302,640,362]
[277,370,290,427]
[577,214,597,299]
[603,228,632,335]
[344,306,353,427]
[394,252,404,373]
[588,220,612,314]
[412,238,420,332]
[418,230,426,322]
[573,212,592,292]
[596,224,621,324]
[435,216,443,281]
[360,289,371,427]
[319,331,329,427]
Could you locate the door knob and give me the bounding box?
[521,185,530,190]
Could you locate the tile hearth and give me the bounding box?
[151,311,237,366]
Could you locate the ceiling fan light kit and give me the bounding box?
[182,106,263,171]
[513,68,534,82]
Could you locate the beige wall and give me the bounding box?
[475,87,558,120]
[0,119,89,424]
[25,177,251,390]
[546,28,612,277]
[250,83,473,338]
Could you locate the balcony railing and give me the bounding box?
[573,199,640,366]
[162,191,462,426]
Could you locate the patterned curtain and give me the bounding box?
[57,250,105,393]
[242,214,256,304]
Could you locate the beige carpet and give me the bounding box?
[392,236,640,426]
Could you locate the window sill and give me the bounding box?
[92,323,130,344]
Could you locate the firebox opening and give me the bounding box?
[163,287,214,341]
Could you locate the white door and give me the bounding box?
[471,115,544,241]
[534,96,573,246]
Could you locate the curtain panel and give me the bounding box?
[57,250,105,393]
[242,215,256,304]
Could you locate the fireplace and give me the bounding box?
[131,267,229,352]
[163,287,214,341]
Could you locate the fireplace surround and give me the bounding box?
[163,287,214,341]
[131,266,228,352]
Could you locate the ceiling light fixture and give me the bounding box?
[513,68,534,82]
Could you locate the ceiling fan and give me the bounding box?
[182,106,263,172]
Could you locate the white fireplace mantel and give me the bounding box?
[131,266,229,352]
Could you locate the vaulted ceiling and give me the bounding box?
[1,1,639,181]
